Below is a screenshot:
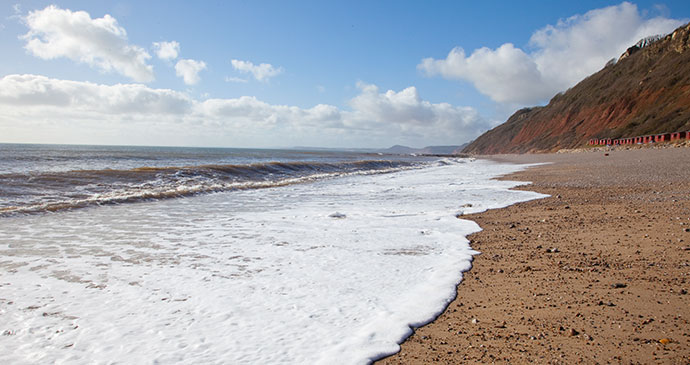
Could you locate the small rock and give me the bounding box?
[584,333,593,341]
[509,223,516,229]
[497,269,504,273]
[685,228,690,233]
[329,212,346,219]
[611,283,627,289]
[598,300,615,306]
[680,289,687,295]
[564,205,570,209]
[495,321,506,328]
[568,328,579,336]
[471,318,479,324]
[659,338,671,345]
[546,247,560,253]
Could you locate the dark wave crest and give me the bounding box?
[0,159,424,216]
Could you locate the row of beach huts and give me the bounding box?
[588,131,690,146]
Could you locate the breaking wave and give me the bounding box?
[0,159,431,216]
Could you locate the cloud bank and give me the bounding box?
[419,2,685,105]
[0,74,490,147]
[230,59,284,82]
[22,5,154,82]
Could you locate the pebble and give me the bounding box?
[546,247,560,253]
[568,328,580,336]
[611,283,627,289]
[471,318,479,324]
[659,338,671,345]
[597,300,616,306]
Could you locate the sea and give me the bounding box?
[0,143,545,364]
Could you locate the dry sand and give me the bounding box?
[380,147,690,364]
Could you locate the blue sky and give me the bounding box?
[0,1,688,148]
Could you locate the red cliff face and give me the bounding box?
[463,23,690,155]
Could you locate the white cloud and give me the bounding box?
[419,2,685,105]
[0,74,487,147]
[153,41,180,61]
[175,59,206,85]
[0,74,192,114]
[230,59,283,82]
[347,82,489,138]
[21,5,154,82]
[225,76,249,83]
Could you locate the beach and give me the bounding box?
[0,145,546,364]
[381,147,690,363]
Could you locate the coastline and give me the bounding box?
[380,147,690,363]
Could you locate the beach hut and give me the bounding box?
[634,136,643,144]
[685,131,690,140]
[654,133,671,143]
[626,138,634,144]
[671,132,682,141]
[643,135,653,143]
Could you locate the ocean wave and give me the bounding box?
[0,159,437,216]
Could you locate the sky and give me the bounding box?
[0,1,688,149]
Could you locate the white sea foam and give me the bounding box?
[0,158,545,364]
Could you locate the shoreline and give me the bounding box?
[380,147,690,363]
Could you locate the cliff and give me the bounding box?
[463,23,690,154]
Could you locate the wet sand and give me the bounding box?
[380,147,690,364]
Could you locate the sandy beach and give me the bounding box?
[380,147,690,364]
